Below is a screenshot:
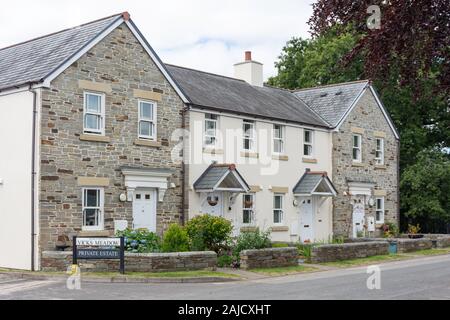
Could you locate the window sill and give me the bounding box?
[80,134,111,143]
[270,226,289,232]
[240,226,258,233]
[375,164,387,170]
[134,139,162,148]
[302,157,317,164]
[352,162,364,167]
[272,154,289,161]
[241,151,259,158]
[203,148,224,155]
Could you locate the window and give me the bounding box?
[83,92,105,135]
[273,125,284,154]
[376,197,385,224]
[138,101,156,140]
[243,120,255,151]
[352,134,362,162]
[273,194,284,224]
[204,114,218,147]
[303,129,314,157]
[242,194,254,224]
[375,138,384,165]
[82,188,104,230]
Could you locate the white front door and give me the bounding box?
[200,192,224,217]
[352,197,365,238]
[133,188,157,232]
[299,197,314,243]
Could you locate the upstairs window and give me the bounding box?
[375,138,384,165]
[273,194,284,224]
[303,129,314,157]
[82,188,104,230]
[204,114,218,147]
[376,197,385,224]
[83,92,105,135]
[243,120,256,151]
[139,101,157,140]
[273,124,285,154]
[352,134,362,162]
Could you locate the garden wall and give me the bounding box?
[396,239,433,253]
[311,241,389,263]
[41,251,217,272]
[240,248,298,270]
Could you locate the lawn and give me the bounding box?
[250,265,318,276]
[320,254,410,268]
[406,248,450,256]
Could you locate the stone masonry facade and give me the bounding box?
[39,23,185,251]
[332,89,400,237]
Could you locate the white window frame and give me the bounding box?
[352,134,362,162]
[82,188,104,231]
[273,124,285,154]
[375,138,384,165]
[83,92,105,135]
[242,193,255,225]
[138,100,157,140]
[303,129,314,157]
[273,194,284,225]
[375,197,385,224]
[204,114,218,148]
[242,120,256,152]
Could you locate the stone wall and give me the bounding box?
[39,23,185,251]
[396,239,433,253]
[239,248,298,270]
[311,241,389,263]
[41,251,217,272]
[332,89,399,238]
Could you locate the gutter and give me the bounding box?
[30,86,38,271]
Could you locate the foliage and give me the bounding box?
[400,149,450,233]
[185,215,233,253]
[407,224,421,235]
[297,244,313,261]
[161,224,190,253]
[116,228,161,253]
[382,223,399,239]
[232,229,272,259]
[217,254,234,268]
[272,243,289,248]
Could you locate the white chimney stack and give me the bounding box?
[234,51,263,87]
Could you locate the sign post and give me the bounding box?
[72,236,125,274]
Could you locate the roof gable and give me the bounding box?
[293,171,337,196]
[194,164,250,192]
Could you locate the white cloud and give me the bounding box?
[0,0,314,79]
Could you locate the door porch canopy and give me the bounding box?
[193,163,250,193]
[293,170,337,197]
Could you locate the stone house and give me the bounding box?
[0,13,189,270]
[0,12,400,271]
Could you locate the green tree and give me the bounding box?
[400,149,450,233]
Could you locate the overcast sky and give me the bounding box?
[0,0,314,80]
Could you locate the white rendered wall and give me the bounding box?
[187,111,334,243]
[0,90,34,270]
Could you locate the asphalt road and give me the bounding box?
[1,254,450,300]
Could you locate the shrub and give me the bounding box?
[217,254,234,268]
[232,228,272,259]
[185,215,233,253]
[382,222,399,238]
[116,228,161,253]
[297,243,313,262]
[162,224,190,253]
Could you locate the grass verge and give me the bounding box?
[250,265,318,276]
[405,248,450,256]
[320,254,409,268]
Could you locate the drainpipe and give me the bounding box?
[30,86,38,271]
[180,106,188,226]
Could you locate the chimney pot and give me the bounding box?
[122,12,130,21]
[245,51,252,61]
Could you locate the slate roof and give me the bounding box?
[166,64,329,128]
[0,14,122,91]
[294,81,369,127]
[193,164,249,191]
[293,171,337,195]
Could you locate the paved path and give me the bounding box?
[1,254,450,300]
